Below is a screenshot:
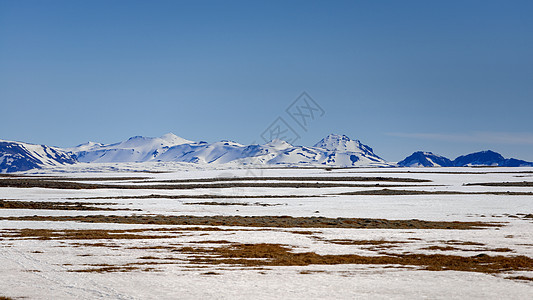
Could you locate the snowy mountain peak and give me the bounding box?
[69,141,104,152]
[160,133,193,145]
[398,151,453,167]
[264,139,293,150]
[314,134,364,152]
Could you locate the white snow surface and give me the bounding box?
[1,166,532,299]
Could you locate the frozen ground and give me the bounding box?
[1,166,532,299]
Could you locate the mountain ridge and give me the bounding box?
[70,133,391,168]
[398,150,533,167]
[1,133,532,173]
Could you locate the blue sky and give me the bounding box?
[1,0,532,161]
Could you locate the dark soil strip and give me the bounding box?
[67,194,321,200]
[507,276,533,282]
[0,200,132,211]
[135,176,431,184]
[335,188,533,196]
[182,202,281,207]
[330,170,533,175]
[24,176,151,181]
[0,215,500,229]
[0,178,431,190]
[1,228,177,240]
[465,182,533,187]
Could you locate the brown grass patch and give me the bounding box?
[507,275,533,282]
[185,243,533,274]
[71,242,121,248]
[1,228,179,240]
[443,240,485,246]
[0,199,132,211]
[136,176,431,184]
[190,240,233,244]
[422,245,513,252]
[335,189,533,196]
[466,181,533,187]
[183,202,281,207]
[69,266,140,273]
[299,270,330,275]
[0,178,429,190]
[0,215,501,229]
[421,246,460,251]
[326,239,408,245]
[70,194,321,200]
[202,271,221,275]
[288,230,317,235]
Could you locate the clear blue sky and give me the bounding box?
[1,0,532,161]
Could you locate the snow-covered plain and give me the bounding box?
[1,166,532,299]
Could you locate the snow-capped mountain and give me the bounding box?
[0,140,76,173]
[69,133,194,163]
[452,150,533,167]
[4,133,532,173]
[398,151,453,167]
[67,133,391,168]
[311,134,387,166]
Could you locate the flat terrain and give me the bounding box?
[1,166,532,299]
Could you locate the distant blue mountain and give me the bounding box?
[2,135,533,173]
[399,150,533,167]
[398,152,453,167]
[453,150,533,167]
[0,140,77,173]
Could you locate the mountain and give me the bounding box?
[67,133,392,168]
[4,133,532,173]
[398,149,533,167]
[398,151,453,167]
[69,133,194,163]
[0,139,76,173]
[310,134,388,167]
[452,150,533,167]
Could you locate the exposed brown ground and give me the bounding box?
[183,243,533,274]
[324,239,408,245]
[70,266,141,273]
[0,215,501,229]
[420,246,513,252]
[70,194,320,200]
[1,228,180,240]
[1,227,259,241]
[335,188,533,196]
[507,276,533,282]
[65,243,533,275]
[466,181,533,187]
[135,176,432,183]
[330,170,533,175]
[0,178,433,190]
[442,240,485,246]
[21,176,150,181]
[183,201,281,207]
[0,200,131,211]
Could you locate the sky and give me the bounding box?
[1,0,532,161]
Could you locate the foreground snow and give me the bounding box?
[1,167,532,299]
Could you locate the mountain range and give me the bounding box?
[397,150,533,167]
[1,134,532,173]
